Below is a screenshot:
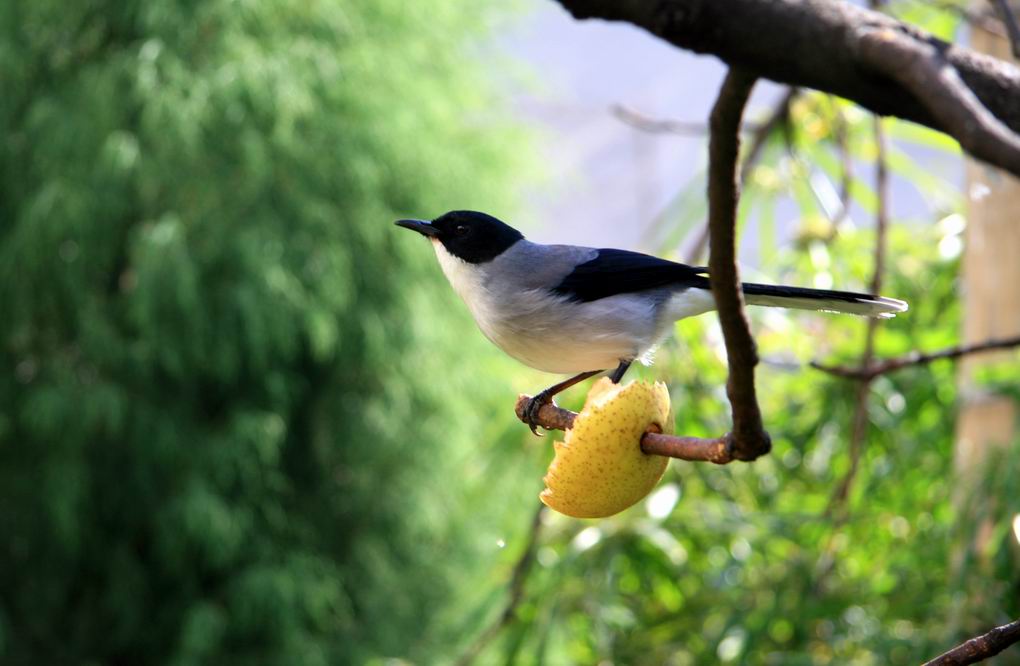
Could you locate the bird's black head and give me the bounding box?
[395,210,524,263]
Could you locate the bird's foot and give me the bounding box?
[522,391,553,436]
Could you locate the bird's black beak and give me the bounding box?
[395,219,441,238]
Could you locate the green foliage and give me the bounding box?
[0,0,540,663]
[467,86,1020,664]
[471,217,1018,665]
[5,2,1019,665]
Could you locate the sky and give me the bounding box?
[497,1,963,268]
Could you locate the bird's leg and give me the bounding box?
[523,369,604,435]
[608,360,632,384]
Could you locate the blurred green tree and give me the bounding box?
[0,1,540,663]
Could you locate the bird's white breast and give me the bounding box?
[432,240,501,335]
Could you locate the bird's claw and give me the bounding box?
[522,392,553,436]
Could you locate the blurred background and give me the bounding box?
[1,0,1018,664]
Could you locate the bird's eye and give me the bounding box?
[455,225,470,236]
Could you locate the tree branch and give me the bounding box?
[926,0,1007,38]
[923,617,1020,665]
[511,70,770,463]
[989,0,1020,58]
[684,87,797,264]
[455,504,546,666]
[856,26,1020,175]
[812,335,1020,381]
[828,98,854,230]
[707,69,772,461]
[551,0,1020,176]
[514,396,740,464]
[740,88,798,185]
[825,113,889,518]
[610,104,732,135]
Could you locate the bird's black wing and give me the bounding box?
[552,248,710,302]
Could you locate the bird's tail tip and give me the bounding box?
[741,283,909,318]
[869,295,909,319]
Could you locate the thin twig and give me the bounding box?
[707,68,772,461]
[740,88,798,185]
[611,104,761,135]
[923,617,1020,665]
[920,0,1008,37]
[455,503,546,666]
[825,114,889,517]
[812,335,1020,380]
[829,98,854,231]
[867,116,889,302]
[989,0,1020,58]
[857,25,1020,174]
[811,6,891,589]
[682,218,712,266]
[684,87,797,264]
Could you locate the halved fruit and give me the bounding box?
[541,378,672,519]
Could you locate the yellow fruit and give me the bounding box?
[540,378,672,519]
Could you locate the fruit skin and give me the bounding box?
[540,378,672,519]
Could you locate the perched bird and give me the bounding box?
[396,210,907,433]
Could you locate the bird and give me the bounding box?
[395,210,907,433]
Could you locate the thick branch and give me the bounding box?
[552,0,1020,176]
[923,618,1020,665]
[812,335,1020,381]
[857,26,1020,175]
[707,69,772,461]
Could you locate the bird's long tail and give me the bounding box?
[741,283,907,318]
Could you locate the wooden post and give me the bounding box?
[956,13,1020,475]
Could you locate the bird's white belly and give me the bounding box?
[483,289,718,374]
[478,291,659,374]
[487,321,635,373]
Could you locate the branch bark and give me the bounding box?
[825,114,889,517]
[707,69,772,461]
[610,104,749,135]
[511,70,771,463]
[455,504,546,666]
[552,0,1020,176]
[514,396,742,464]
[857,26,1020,175]
[812,334,1020,381]
[684,87,797,264]
[989,0,1020,58]
[923,617,1020,665]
